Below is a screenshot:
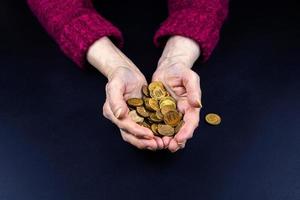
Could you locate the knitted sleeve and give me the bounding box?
[27,0,123,68]
[154,0,229,62]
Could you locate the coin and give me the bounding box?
[142,85,150,97]
[174,120,185,134]
[159,96,176,105]
[160,105,176,115]
[157,124,174,136]
[148,98,160,111]
[149,112,163,123]
[151,123,159,136]
[156,110,164,120]
[163,110,182,127]
[150,87,167,100]
[127,98,143,107]
[143,98,153,111]
[138,121,151,129]
[205,113,221,125]
[148,81,164,91]
[160,99,176,110]
[128,110,144,123]
[136,106,150,118]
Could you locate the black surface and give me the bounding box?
[0,0,299,200]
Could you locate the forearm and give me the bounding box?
[87,37,139,79]
[158,36,200,69]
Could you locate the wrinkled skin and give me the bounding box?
[152,63,202,152]
[102,67,164,150]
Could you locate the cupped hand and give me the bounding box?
[103,67,165,151]
[152,35,202,153]
[87,37,164,151]
[152,64,202,152]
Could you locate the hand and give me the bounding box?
[152,36,202,153]
[87,37,164,150]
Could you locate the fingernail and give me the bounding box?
[114,108,122,119]
[196,99,203,108]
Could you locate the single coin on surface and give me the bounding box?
[205,113,221,125]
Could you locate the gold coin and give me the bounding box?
[145,118,153,124]
[174,120,185,134]
[205,113,221,125]
[150,87,167,100]
[142,85,150,97]
[159,96,176,105]
[127,98,143,107]
[148,81,164,91]
[138,121,151,129]
[160,99,176,109]
[128,110,144,123]
[163,110,182,127]
[149,112,163,123]
[157,124,174,136]
[151,123,159,136]
[156,110,164,120]
[160,105,176,115]
[143,98,152,111]
[136,106,150,118]
[148,98,160,111]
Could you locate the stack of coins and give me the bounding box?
[127,81,184,137]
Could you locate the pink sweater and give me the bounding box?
[27,0,229,68]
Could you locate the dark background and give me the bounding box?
[0,0,299,199]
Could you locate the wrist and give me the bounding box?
[157,35,200,69]
[87,37,137,79]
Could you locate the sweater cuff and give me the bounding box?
[59,12,123,68]
[154,8,226,62]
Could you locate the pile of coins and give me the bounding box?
[127,81,184,137]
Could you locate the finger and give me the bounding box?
[120,118,155,139]
[168,139,180,153]
[105,100,154,139]
[102,100,113,120]
[162,136,172,148]
[120,129,157,150]
[154,136,164,150]
[106,80,128,119]
[177,99,189,114]
[183,71,202,108]
[174,107,200,144]
[172,86,186,96]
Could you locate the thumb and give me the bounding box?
[106,80,128,119]
[183,71,202,108]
